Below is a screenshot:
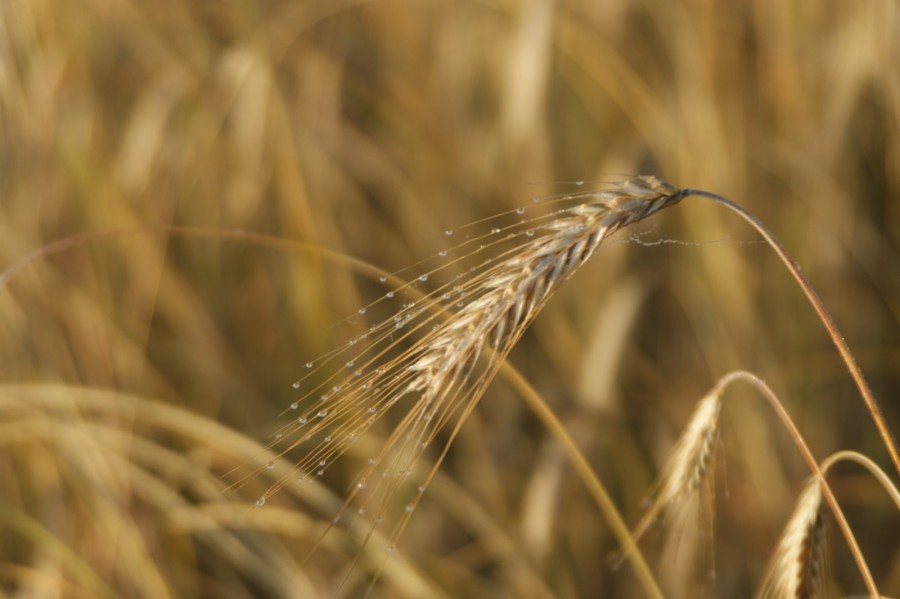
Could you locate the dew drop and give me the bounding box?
[418,274,428,282]
[438,250,447,257]
[358,307,367,315]
[255,497,266,507]
[405,504,414,512]
[355,369,363,377]
[265,462,274,470]
[346,360,354,368]
[290,401,299,410]
[318,409,328,418]
[575,180,584,186]
[298,416,307,424]
[274,432,283,439]
[367,406,376,414]
[444,229,453,237]
[516,207,525,215]
[324,435,332,442]
[491,227,500,234]
[418,485,426,493]
[378,276,388,283]
[319,460,326,467]
[317,470,325,476]
[525,230,535,238]
[386,291,395,298]
[305,362,313,369]
[292,382,300,389]
[368,457,377,465]
[358,480,367,489]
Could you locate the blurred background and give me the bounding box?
[1,0,898,597]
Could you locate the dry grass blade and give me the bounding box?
[756,476,827,599]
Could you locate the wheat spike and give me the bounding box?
[621,386,722,549]
[757,476,827,599]
[236,176,685,564]
[613,385,722,597]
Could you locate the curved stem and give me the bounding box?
[716,371,878,598]
[683,189,900,482]
[821,450,900,512]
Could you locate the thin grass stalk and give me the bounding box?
[683,189,900,482]
[820,450,900,511]
[500,364,664,599]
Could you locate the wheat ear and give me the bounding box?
[623,386,722,553]
[232,176,684,597]
[756,476,827,599]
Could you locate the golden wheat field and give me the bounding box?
[1,0,899,597]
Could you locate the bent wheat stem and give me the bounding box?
[683,189,900,481]
[717,372,878,598]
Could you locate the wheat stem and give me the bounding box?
[501,364,665,599]
[717,371,878,598]
[683,189,900,483]
[820,450,900,512]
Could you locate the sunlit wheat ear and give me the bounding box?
[756,476,826,599]
[232,176,684,584]
[614,385,722,595]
